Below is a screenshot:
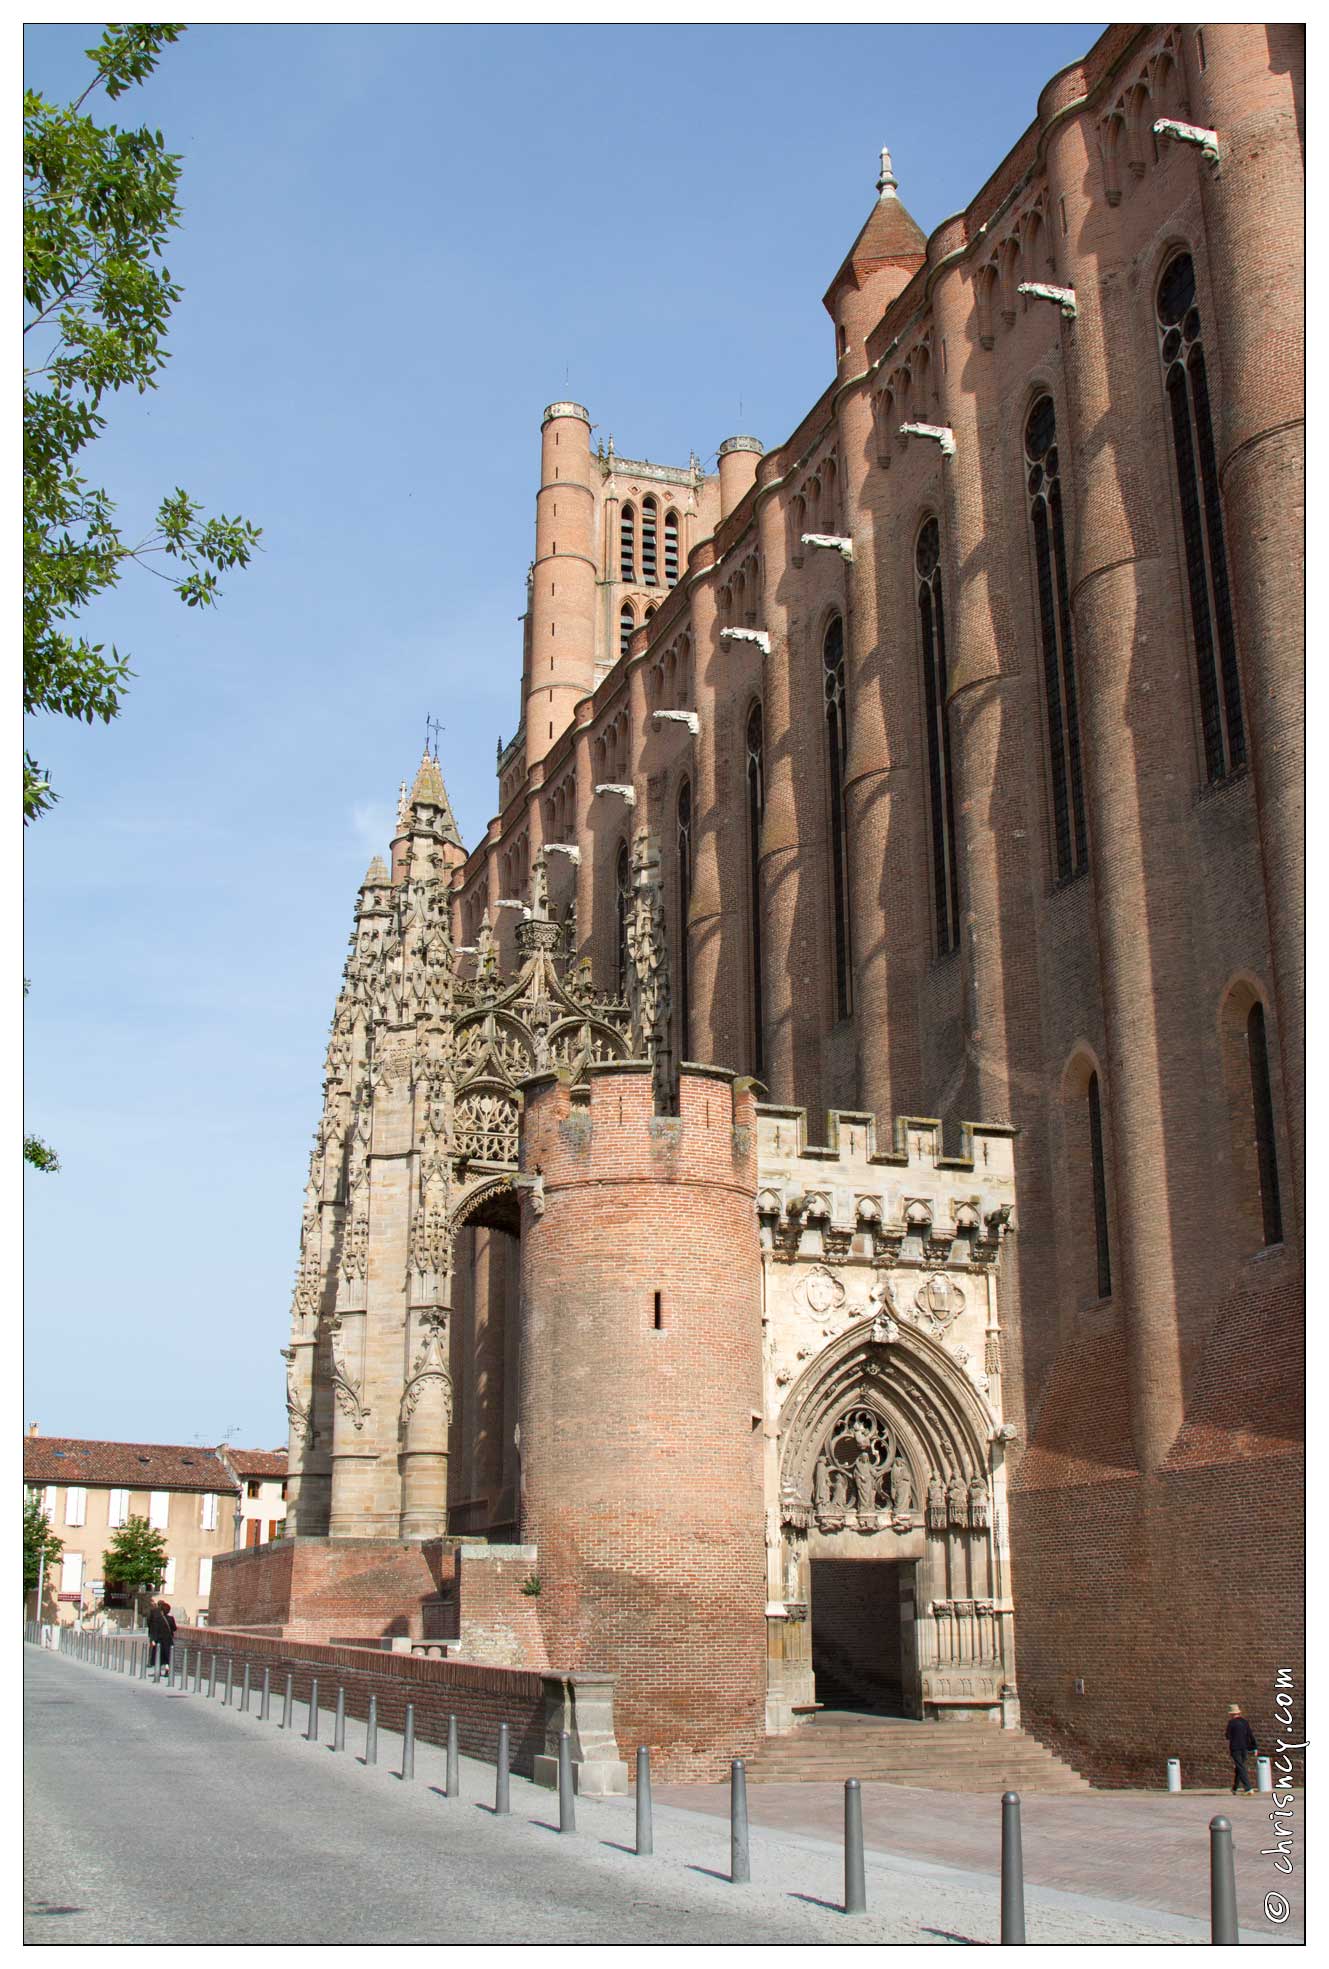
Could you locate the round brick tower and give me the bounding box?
[527,401,598,775]
[517,1062,767,1780]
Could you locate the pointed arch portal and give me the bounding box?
[776,1317,1014,1722]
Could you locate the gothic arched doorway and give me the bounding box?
[446,1176,522,1537]
[777,1318,1013,1725]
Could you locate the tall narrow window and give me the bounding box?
[823,615,852,1018]
[664,510,680,585]
[746,701,765,1078]
[1247,1002,1283,1246]
[917,519,960,955]
[619,602,635,659]
[1157,252,1245,783]
[1087,1071,1112,1299]
[615,840,631,999]
[620,504,636,583]
[641,498,658,585]
[1025,395,1088,881]
[64,1486,86,1528]
[676,779,692,1059]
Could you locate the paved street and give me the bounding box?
[25,1648,1298,1945]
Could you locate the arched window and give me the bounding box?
[746,701,765,1078]
[676,779,692,1059]
[615,840,631,999]
[641,498,658,585]
[1087,1071,1112,1300]
[1220,984,1284,1251]
[620,504,636,584]
[917,519,959,955]
[664,510,679,586]
[1025,395,1088,882]
[619,602,635,660]
[1247,1002,1283,1247]
[1157,252,1245,783]
[823,615,852,1018]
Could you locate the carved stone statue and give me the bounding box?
[927,1472,947,1531]
[830,1468,850,1508]
[852,1448,877,1514]
[890,1455,913,1515]
[813,1454,831,1508]
[969,1474,990,1530]
[948,1471,969,1528]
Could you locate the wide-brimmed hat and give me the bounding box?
[1227,1704,1241,1713]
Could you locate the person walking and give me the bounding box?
[147,1599,177,1679]
[1225,1703,1257,1794]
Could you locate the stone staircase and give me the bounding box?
[745,1712,1091,1793]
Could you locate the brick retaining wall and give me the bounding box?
[176,1626,547,1774]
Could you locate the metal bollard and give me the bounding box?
[1001,1791,1026,1944]
[730,1759,750,1884]
[365,1693,378,1764]
[154,1652,163,1685]
[558,1730,576,1833]
[224,1657,233,1706]
[307,1678,319,1742]
[1210,1815,1239,1945]
[281,1672,294,1731]
[401,1703,415,1781]
[241,1662,251,1713]
[260,1666,271,1721]
[1257,1755,1273,1794]
[207,1653,217,1700]
[844,1778,867,1914]
[636,1747,652,1855]
[446,1714,459,1797]
[333,1686,345,1752]
[193,1650,202,1695]
[1167,1757,1182,1793]
[139,1642,148,1680]
[495,1722,510,1815]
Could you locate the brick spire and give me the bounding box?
[823,143,927,311]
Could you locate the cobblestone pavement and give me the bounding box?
[24,1649,1295,1945]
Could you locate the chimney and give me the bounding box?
[27,1422,39,1438]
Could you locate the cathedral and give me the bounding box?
[243,24,1303,1786]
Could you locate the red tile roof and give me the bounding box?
[23,1437,238,1493]
[225,1448,287,1479]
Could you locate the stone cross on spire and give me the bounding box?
[877,145,898,200]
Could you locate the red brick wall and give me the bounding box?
[1010,1272,1304,1786]
[208,1538,448,1643]
[175,1626,548,1772]
[518,1065,768,1781]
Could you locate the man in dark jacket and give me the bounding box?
[1225,1704,1257,1793]
[147,1599,177,1679]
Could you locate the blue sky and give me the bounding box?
[23,21,1104,1448]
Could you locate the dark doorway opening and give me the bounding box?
[810,1558,909,1715]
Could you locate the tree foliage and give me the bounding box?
[23,22,261,826]
[24,1493,64,1598]
[102,1515,168,1596]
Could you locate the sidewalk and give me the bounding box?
[650,1774,1305,1943]
[26,1648,1299,1946]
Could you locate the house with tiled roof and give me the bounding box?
[24,1427,244,1627]
[216,1444,288,1549]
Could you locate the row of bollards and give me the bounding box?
[45,1636,1249,1937]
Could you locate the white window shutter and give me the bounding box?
[148,1491,170,1530]
[42,1486,57,1521]
[197,1555,212,1597]
[201,1492,218,1531]
[108,1488,129,1528]
[65,1486,86,1528]
[60,1551,83,1594]
[161,1556,176,1594]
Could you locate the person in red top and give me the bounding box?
[1225,1704,1258,1794]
